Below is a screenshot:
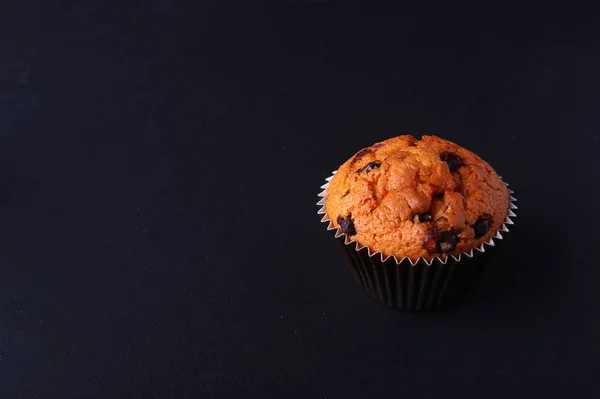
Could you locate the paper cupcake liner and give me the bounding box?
[317,171,518,311]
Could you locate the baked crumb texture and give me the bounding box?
[322,135,516,262]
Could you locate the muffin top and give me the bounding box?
[325,135,510,261]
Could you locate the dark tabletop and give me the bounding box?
[1,1,599,398]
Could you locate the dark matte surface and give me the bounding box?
[1,1,599,397]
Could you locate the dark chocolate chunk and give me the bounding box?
[337,214,357,236]
[420,212,432,222]
[440,152,464,172]
[414,212,432,224]
[351,148,373,164]
[358,161,381,173]
[423,228,459,254]
[437,230,458,253]
[473,218,490,239]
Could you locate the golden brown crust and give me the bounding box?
[325,135,510,261]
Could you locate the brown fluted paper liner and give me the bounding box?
[317,171,518,311]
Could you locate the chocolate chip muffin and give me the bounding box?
[325,135,510,262]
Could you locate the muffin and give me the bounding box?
[317,135,517,310]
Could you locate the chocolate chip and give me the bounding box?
[423,228,459,254]
[358,161,381,173]
[440,152,463,172]
[337,214,357,236]
[473,218,490,239]
[351,148,373,164]
[372,143,385,149]
[413,212,432,224]
[437,231,458,252]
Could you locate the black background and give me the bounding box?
[1,1,599,397]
